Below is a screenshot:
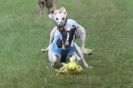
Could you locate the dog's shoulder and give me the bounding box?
[65,19,79,31]
[53,29,62,40]
[67,19,78,25]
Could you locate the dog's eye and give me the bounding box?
[56,18,58,20]
[62,17,65,20]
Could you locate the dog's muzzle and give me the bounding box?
[57,22,64,27]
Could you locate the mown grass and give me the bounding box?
[0,0,133,88]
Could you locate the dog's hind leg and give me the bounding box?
[74,43,93,68]
[77,25,93,55]
[48,48,53,67]
[50,52,60,67]
[51,53,57,67]
[76,25,86,52]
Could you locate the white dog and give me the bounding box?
[42,7,93,68]
[42,7,91,54]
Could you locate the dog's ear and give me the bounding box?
[51,10,54,14]
[60,7,67,15]
[48,9,55,19]
[60,7,66,12]
[50,7,56,14]
[48,14,53,19]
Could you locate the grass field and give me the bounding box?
[0,0,133,88]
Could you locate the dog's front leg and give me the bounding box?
[72,52,82,65]
[50,0,56,13]
[52,0,56,9]
[49,27,57,44]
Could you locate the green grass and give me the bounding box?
[0,0,133,88]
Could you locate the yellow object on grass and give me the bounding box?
[54,56,83,74]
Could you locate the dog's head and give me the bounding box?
[48,7,67,27]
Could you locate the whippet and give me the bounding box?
[42,7,92,54]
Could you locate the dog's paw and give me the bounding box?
[82,48,94,55]
[41,48,48,53]
[88,65,93,69]
[84,63,93,69]
[84,63,89,68]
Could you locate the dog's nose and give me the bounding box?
[58,22,64,27]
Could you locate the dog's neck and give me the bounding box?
[57,26,65,32]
